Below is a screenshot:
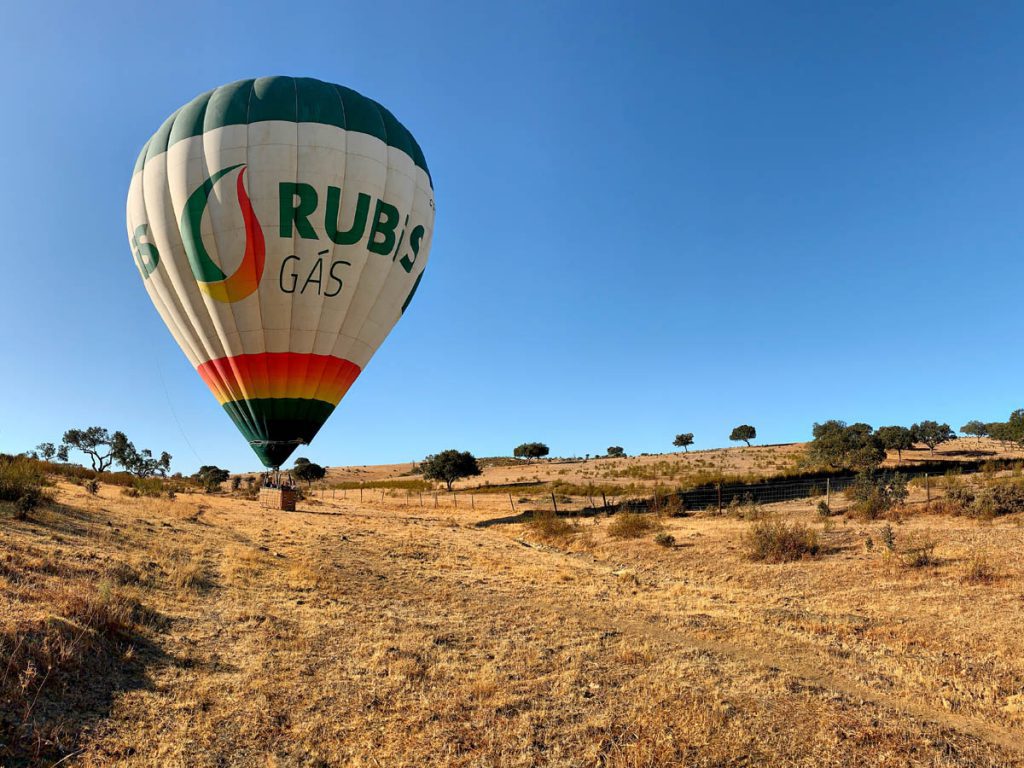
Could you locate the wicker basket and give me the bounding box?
[259,487,297,512]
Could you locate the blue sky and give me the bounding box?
[2,1,1022,473]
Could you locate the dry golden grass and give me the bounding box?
[2,457,1024,765]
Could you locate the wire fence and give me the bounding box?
[615,462,999,514]
[301,457,1020,516]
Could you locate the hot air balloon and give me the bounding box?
[127,77,434,468]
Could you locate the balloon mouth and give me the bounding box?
[250,439,307,469]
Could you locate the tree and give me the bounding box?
[960,420,988,446]
[293,459,326,487]
[988,421,1013,448]
[729,425,756,447]
[194,465,230,492]
[421,450,481,491]
[35,443,56,462]
[513,442,550,462]
[111,437,172,478]
[606,446,625,458]
[910,421,956,454]
[673,433,694,452]
[61,427,127,472]
[876,426,914,464]
[807,421,885,470]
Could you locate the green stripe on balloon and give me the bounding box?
[222,398,336,467]
[133,76,431,183]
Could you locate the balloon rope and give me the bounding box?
[154,350,203,464]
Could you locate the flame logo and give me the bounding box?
[180,164,265,303]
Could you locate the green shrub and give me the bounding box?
[941,479,1024,518]
[654,532,676,547]
[846,471,907,520]
[971,483,1024,518]
[743,520,819,562]
[816,500,835,517]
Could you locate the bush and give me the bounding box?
[0,455,47,503]
[963,554,996,584]
[971,483,1024,518]
[121,486,140,498]
[816,500,835,517]
[85,479,100,495]
[608,512,659,539]
[654,532,676,547]
[528,509,574,539]
[743,520,819,562]
[846,471,907,520]
[942,479,1024,518]
[901,538,938,568]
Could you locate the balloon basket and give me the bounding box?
[260,486,297,512]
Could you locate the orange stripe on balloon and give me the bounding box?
[196,353,361,405]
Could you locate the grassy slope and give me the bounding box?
[2,446,1024,765]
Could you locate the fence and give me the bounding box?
[295,458,1018,516]
[614,461,1003,514]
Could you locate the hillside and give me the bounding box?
[3,450,1024,765]
[306,438,1024,496]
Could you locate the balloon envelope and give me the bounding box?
[127,77,434,466]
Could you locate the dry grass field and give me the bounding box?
[3,443,1024,766]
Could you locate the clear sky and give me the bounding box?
[2,1,1022,474]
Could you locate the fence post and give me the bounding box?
[926,473,930,503]
[601,491,608,509]
[717,483,723,514]
[419,492,423,507]
[509,493,516,513]
[360,485,363,503]
[381,489,385,503]
[551,492,558,515]
[434,493,438,508]
[826,477,830,508]
[453,493,457,508]
[471,494,475,510]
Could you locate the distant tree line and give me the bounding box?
[807,418,962,471]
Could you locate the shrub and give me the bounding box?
[528,509,574,539]
[816,500,835,517]
[846,471,907,520]
[879,523,896,552]
[85,479,100,495]
[14,489,44,520]
[608,512,660,539]
[971,483,1024,518]
[963,554,996,584]
[743,520,819,562]
[654,532,676,547]
[942,479,1024,518]
[0,455,47,503]
[901,538,938,568]
[121,486,141,498]
[133,477,164,497]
